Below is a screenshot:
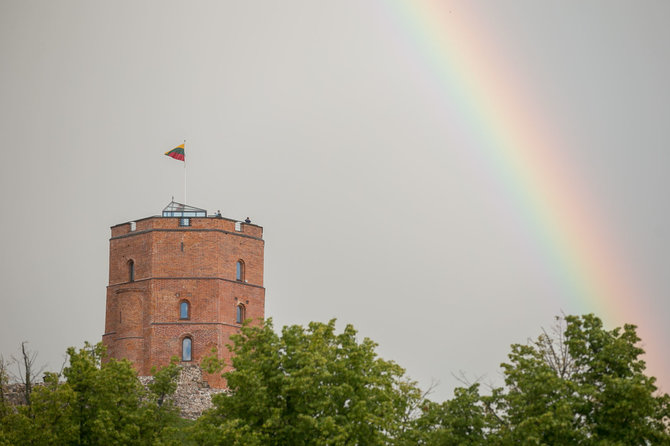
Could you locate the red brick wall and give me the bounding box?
[103,216,265,388]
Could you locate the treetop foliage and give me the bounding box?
[193,319,423,446]
[0,342,182,446]
[1,313,668,445]
[412,314,670,445]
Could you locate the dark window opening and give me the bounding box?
[236,304,246,324]
[182,337,192,361]
[179,301,190,320]
[180,217,190,227]
[236,260,245,282]
[128,260,135,282]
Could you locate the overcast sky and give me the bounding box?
[1,0,669,402]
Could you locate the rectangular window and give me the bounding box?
[182,338,192,361]
[179,217,191,227]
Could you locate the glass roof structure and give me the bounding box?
[162,201,207,218]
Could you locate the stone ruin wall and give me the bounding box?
[3,382,28,407]
[139,365,226,419]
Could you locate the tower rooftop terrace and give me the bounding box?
[110,201,262,239]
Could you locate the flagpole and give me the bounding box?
[183,139,187,204]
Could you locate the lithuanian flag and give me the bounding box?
[165,143,185,161]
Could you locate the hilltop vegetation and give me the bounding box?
[0,342,182,445]
[1,314,668,445]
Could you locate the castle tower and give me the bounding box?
[102,201,265,387]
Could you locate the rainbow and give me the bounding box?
[382,1,666,387]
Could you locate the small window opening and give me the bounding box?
[180,242,184,252]
[235,221,242,231]
[180,217,191,227]
[128,260,135,282]
[179,301,190,320]
[129,221,136,231]
[236,304,246,324]
[182,337,192,361]
[236,260,245,282]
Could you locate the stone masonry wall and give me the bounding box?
[139,365,225,420]
[3,383,29,407]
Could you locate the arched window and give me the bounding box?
[128,260,135,282]
[236,304,246,324]
[179,301,190,320]
[236,260,245,282]
[182,337,192,361]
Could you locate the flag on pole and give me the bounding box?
[165,143,185,161]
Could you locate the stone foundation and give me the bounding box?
[140,365,225,419]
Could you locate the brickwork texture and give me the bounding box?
[103,214,265,388]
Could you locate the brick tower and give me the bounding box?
[102,201,265,387]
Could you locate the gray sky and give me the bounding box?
[1,1,669,402]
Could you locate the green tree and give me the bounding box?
[199,347,225,376]
[64,342,185,446]
[0,356,9,415]
[147,359,182,444]
[410,314,670,446]
[474,315,669,445]
[193,319,423,446]
[64,342,150,445]
[20,372,79,445]
[149,357,181,408]
[402,384,489,446]
[0,342,183,446]
[0,367,79,446]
